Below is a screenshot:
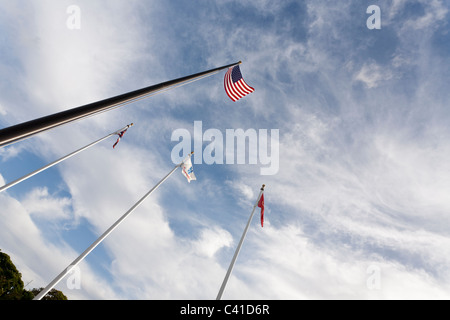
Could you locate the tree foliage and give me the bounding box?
[0,249,67,300]
[31,288,68,300]
[0,249,26,300]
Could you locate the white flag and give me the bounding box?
[181,154,196,183]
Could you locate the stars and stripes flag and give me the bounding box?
[224,65,255,102]
[258,193,264,227]
[181,154,196,183]
[113,129,128,149]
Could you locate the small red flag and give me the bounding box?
[258,193,264,227]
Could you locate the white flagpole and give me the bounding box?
[216,184,265,300]
[33,152,194,300]
[0,123,134,194]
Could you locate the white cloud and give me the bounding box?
[354,62,394,88]
[221,221,450,299]
[21,187,72,220]
[403,0,448,31]
[0,143,27,162]
[0,1,153,125]
[0,192,119,299]
[225,180,255,206]
[0,103,6,116]
[369,134,450,217]
[192,227,233,258]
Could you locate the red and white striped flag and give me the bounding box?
[224,65,255,102]
[113,129,128,149]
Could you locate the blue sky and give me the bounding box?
[1,0,450,299]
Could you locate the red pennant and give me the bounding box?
[258,193,264,227]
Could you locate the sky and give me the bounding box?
[0,0,450,300]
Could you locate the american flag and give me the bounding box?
[224,65,255,102]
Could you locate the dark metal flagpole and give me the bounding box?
[0,61,241,148]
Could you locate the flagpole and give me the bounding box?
[216,184,265,300]
[33,152,193,300]
[0,61,241,148]
[0,123,134,194]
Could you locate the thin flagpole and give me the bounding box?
[0,61,241,148]
[33,152,193,300]
[216,184,265,300]
[0,123,134,194]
